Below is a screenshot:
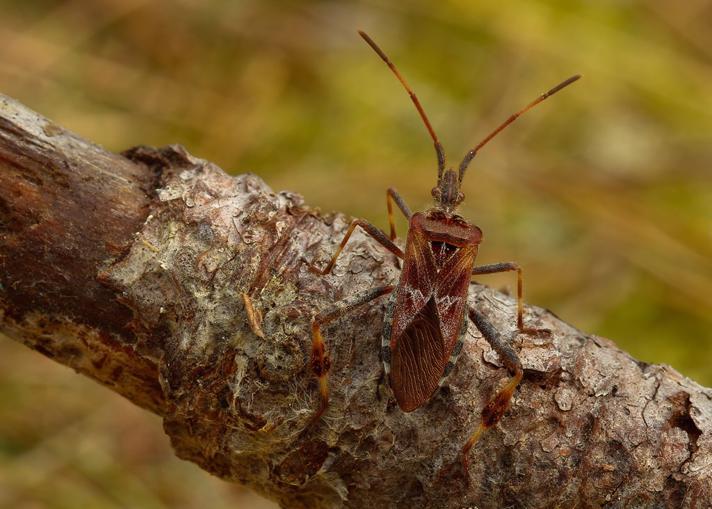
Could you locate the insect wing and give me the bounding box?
[389,296,446,411]
[389,220,437,345]
[434,244,478,353]
[388,222,445,411]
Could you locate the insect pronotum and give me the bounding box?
[307,31,580,472]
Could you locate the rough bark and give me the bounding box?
[0,93,710,508]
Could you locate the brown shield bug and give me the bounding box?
[307,31,579,471]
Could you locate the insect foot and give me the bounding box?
[241,292,266,338]
[517,321,554,350]
[519,326,552,338]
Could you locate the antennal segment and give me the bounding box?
[458,74,581,182]
[358,30,446,179]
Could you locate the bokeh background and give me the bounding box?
[1,1,710,507]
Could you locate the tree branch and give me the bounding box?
[0,93,710,508]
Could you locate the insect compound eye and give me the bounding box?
[431,187,442,201]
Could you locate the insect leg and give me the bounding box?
[309,285,395,426]
[471,262,525,329]
[386,187,412,240]
[471,262,548,335]
[311,219,404,275]
[461,307,523,473]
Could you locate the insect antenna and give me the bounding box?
[458,74,581,182]
[358,30,447,182]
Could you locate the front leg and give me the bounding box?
[471,261,548,335]
[311,219,404,275]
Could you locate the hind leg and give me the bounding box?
[462,307,524,473]
[308,285,394,426]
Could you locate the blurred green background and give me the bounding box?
[1,1,710,507]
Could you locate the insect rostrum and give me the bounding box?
[307,31,579,474]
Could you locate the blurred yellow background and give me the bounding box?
[1,1,710,507]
